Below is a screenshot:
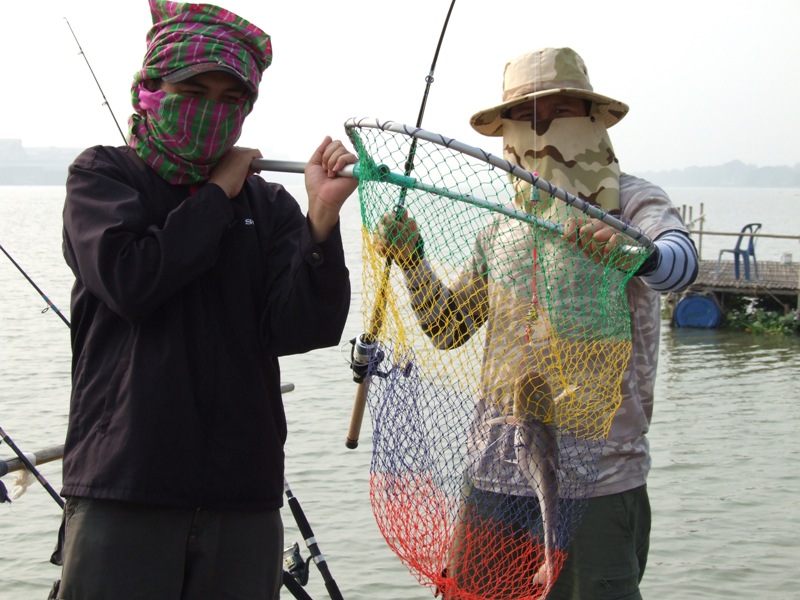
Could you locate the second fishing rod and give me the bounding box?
[344,0,458,450]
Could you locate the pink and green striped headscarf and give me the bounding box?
[128,0,273,184]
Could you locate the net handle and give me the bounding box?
[250,159,358,178]
[251,159,566,236]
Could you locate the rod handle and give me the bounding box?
[345,379,370,449]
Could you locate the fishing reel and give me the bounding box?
[349,334,385,383]
[283,541,310,586]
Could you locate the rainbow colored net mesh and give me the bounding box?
[346,120,648,599]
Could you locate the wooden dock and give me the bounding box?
[664,260,799,328]
[690,259,800,301]
[670,205,800,313]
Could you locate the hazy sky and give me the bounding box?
[3,0,799,173]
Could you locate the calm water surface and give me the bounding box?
[1,185,798,599]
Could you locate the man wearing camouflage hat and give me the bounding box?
[57,2,358,598]
[376,47,698,599]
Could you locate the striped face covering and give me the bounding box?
[130,86,248,184]
[128,0,272,184]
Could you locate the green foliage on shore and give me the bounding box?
[722,295,800,335]
[663,293,800,334]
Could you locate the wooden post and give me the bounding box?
[698,202,704,260]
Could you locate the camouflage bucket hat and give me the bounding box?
[470,47,629,136]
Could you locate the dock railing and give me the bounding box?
[680,203,800,261]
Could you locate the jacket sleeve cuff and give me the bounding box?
[299,217,345,267]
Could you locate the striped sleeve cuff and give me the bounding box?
[637,231,699,292]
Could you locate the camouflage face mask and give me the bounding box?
[503,116,621,218]
[129,85,248,184]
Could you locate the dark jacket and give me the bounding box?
[61,145,350,510]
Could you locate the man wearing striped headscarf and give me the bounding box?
[58,2,357,598]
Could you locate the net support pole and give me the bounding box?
[250,159,358,179]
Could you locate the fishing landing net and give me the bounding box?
[345,118,652,599]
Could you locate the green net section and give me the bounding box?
[347,121,648,599]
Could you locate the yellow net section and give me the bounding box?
[347,120,648,599]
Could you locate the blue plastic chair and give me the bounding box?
[717,223,761,280]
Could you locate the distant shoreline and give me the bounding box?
[0,139,81,186]
[638,159,800,189]
[1,140,799,187]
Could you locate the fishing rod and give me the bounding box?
[1,22,121,330]
[283,478,344,600]
[64,17,127,145]
[0,242,71,327]
[0,425,65,508]
[345,0,458,449]
[249,0,459,449]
